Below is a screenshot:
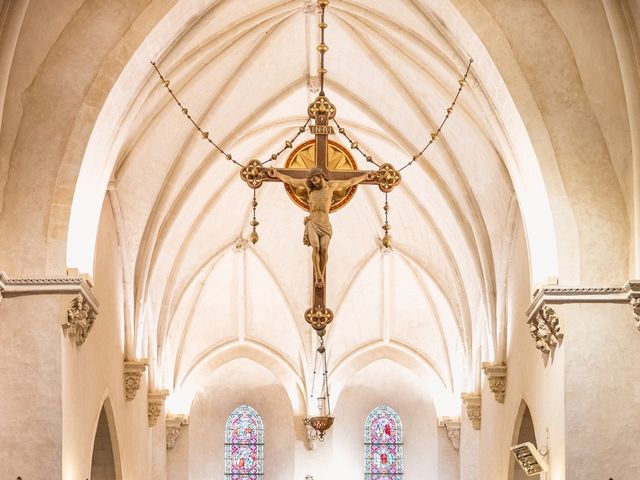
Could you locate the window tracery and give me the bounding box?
[225,405,264,479]
[364,405,403,479]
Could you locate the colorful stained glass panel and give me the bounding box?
[364,405,403,479]
[225,405,264,479]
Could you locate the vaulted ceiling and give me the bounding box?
[76,0,525,416]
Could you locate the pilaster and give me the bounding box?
[0,271,97,480]
[526,283,640,478]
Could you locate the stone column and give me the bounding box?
[458,411,479,480]
[151,410,167,480]
[558,302,640,478]
[167,421,189,480]
[525,283,640,478]
[0,273,97,480]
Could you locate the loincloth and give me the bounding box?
[303,214,333,246]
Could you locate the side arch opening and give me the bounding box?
[90,400,122,480]
[509,400,538,480]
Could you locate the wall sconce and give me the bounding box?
[511,442,548,475]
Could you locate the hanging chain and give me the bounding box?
[261,118,312,166]
[249,190,259,244]
[398,58,473,172]
[333,119,381,167]
[381,193,392,249]
[150,61,243,167]
[318,0,329,94]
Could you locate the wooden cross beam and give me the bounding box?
[240,94,401,332]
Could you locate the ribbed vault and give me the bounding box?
[67,0,556,417]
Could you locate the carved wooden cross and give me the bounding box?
[240,94,401,332]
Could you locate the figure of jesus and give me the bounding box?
[270,167,374,288]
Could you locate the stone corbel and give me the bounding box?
[482,362,507,403]
[630,286,640,331]
[166,414,188,449]
[148,389,169,427]
[461,393,481,431]
[439,417,461,451]
[0,271,99,346]
[528,305,562,355]
[526,281,640,338]
[124,360,148,401]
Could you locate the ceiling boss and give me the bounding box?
[151,0,472,440]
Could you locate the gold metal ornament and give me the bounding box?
[374,163,402,193]
[308,416,334,440]
[284,139,358,212]
[305,305,334,332]
[308,96,336,120]
[240,160,269,189]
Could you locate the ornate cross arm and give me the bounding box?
[240,160,401,193]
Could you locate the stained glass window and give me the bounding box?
[225,405,264,479]
[364,405,403,479]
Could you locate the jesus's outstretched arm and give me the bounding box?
[269,168,307,190]
[329,171,374,191]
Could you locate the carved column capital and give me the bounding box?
[166,414,188,449]
[148,390,169,427]
[461,393,481,431]
[482,362,507,403]
[124,360,147,401]
[439,417,461,451]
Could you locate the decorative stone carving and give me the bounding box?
[631,296,640,331]
[62,294,96,345]
[307,76,321,94]
[461,393,481,431]
[232,238,249,252]
[528,305,562,354]
[0,271,99,322]
[482,362,506,403]
[148,390,169,427]
[301,1,321,15]
[526,281,640,333]
[303,417,320,450]
[439,417,461,451]
[124,361,147,401]
[166,414,188,449]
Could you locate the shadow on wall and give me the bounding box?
[509,401,537,480]
[91,407,118,480]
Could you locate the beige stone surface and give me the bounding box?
[0,0,639,478]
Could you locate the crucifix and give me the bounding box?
[239,92,401,332]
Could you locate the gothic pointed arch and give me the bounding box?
[509,400,538,480]
[90,398,122,480]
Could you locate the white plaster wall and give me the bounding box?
[61,200,152,479]
[186,359,295,480]
[328,359,442,480]
[478,220,566,480]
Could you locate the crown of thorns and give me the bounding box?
[307,167,327,179]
